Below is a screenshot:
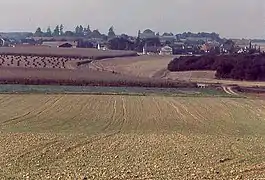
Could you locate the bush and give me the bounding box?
[168,54,265,81]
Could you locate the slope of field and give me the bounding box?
[89,55,173,78]
[1,94,265,179]
[0,47,137,59]
[0,67,193,88]
[89,55,265,87]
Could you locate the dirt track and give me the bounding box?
[1,94,265,179]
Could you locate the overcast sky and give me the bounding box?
[0,0,264,38]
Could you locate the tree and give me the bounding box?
[53,25,60,36]
[59,24,64,36]
[108,37,134,50]
[108,26,116,38]
[45,27,52,37]
[75,26,80,36]
[34,27,43,37]
[84,25,92,36]
[75,25,84,36]
[223,40,235,54]
[64,31,74,37]
[120,34,129,40]
[91,29,102,38]
[79,25,84,36]
[137,30,141,38]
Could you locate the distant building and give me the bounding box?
[0,37,12,47]
[97,43,108,51]
[143,46,160,55]
[186,37,212,42]
[201,41,220,53]
[197,83,208,88]
[42,41,77,48]
[159,45,173,55]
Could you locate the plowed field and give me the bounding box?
[1,94,265,179]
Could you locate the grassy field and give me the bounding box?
[1,94,265,179]
[0,84,229,97]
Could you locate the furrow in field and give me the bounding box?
[170,98,200,123]
[162,97,186,121]
[120,96,127,132]
[151,97,163,132]
[1,95,62,125]
[101,96,117,132]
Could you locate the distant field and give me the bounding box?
[1,94,265,179]
[89,55,173,78]
[0,47,137,59]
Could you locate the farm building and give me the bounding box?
[159,45,173,55]
[42,41,77,48]
[200,41,220,53]
[197,83,208,88]
[143,46,160,55]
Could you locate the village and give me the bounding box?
[0,26,264,56]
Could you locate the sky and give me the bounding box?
[0,0,264,39]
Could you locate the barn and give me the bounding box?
[42,41,77,48]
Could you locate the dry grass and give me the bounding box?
[1,94,265,179]
[89,55,173,78]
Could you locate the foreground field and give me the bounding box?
[1,94,265,179]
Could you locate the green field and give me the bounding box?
[1,94,265,179]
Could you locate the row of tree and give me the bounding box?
[34,25,116,38]
[176,32,223,42]
[168,54,265,81]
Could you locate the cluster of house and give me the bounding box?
[138,29,219,55]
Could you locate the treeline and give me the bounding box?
[168,54,265,81]
[34,25,111,39]
[176,32,222,42]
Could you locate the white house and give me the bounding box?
[159,45,173,55]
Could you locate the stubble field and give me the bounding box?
[1,94,265,179]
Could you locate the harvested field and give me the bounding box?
[1,94,265,179]
[0,67,194,88]
[89,55,174,78]
[89,55,265,87]
[0,47,137,59]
